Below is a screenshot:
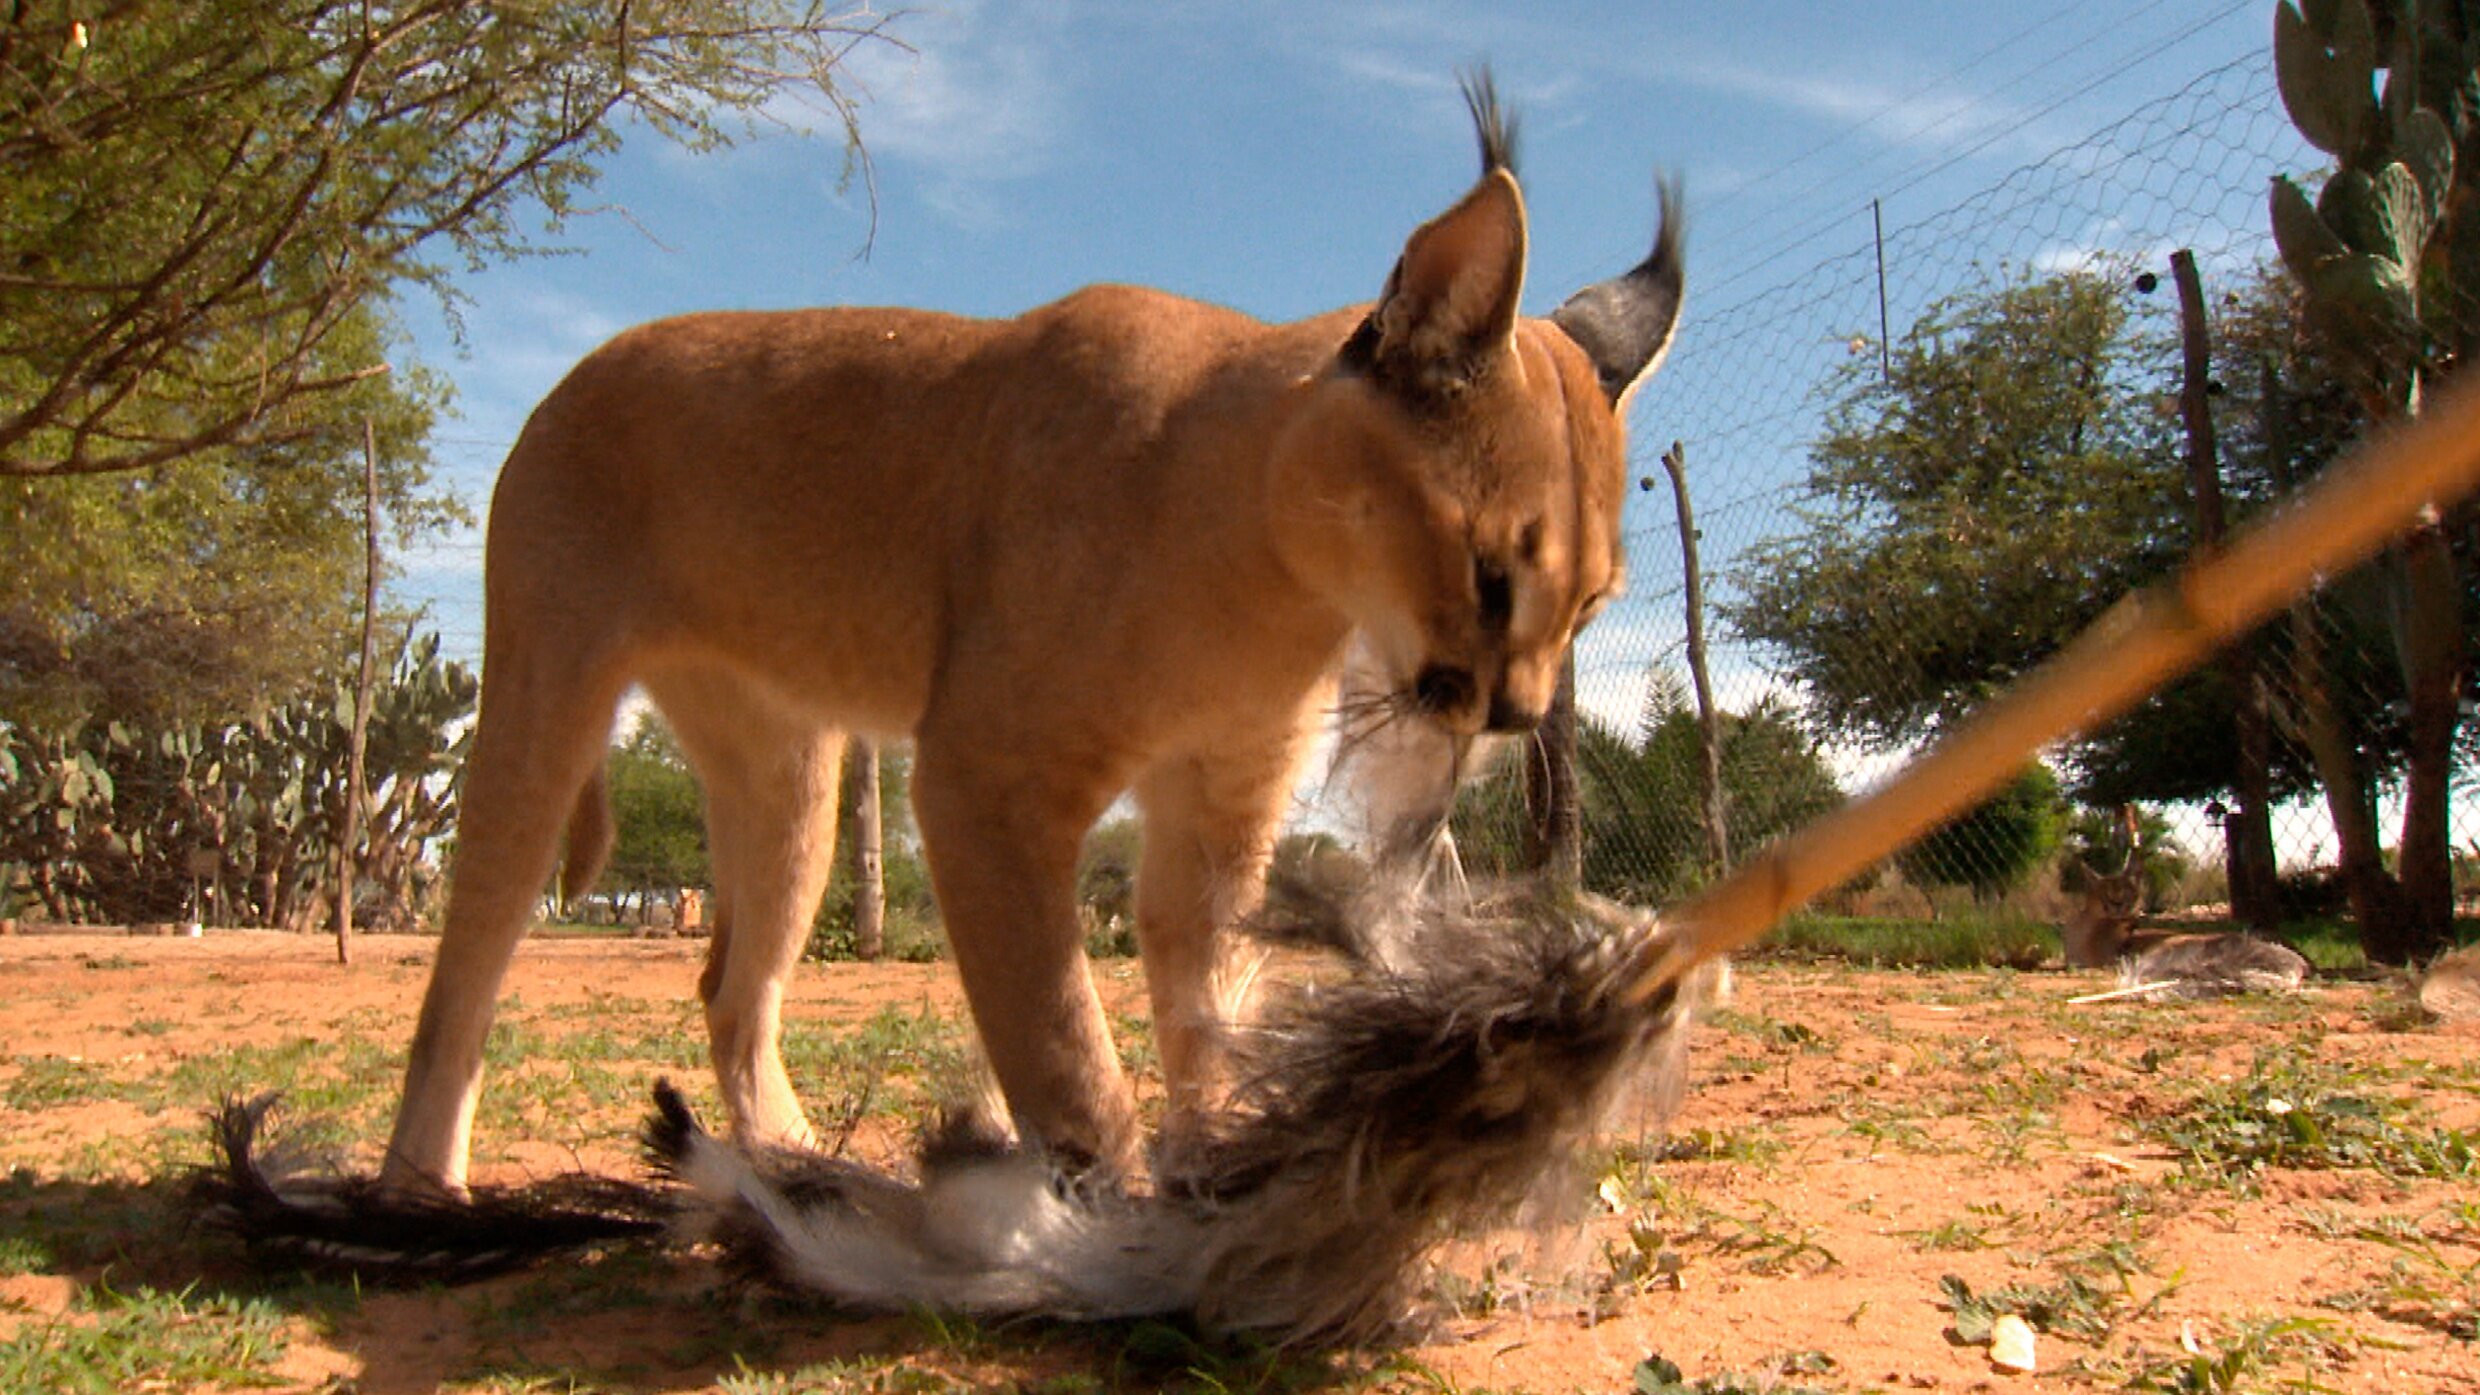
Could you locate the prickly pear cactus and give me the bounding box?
[2271,0,2480,409]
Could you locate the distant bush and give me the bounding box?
[1765,913,2057,970]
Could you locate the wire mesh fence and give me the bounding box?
[1447,45,2480,930]
[11,25,2476,952]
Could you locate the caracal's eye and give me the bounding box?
[1474,555,1514,632]
[1575,588,1612,629]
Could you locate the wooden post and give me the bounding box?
[1526,656,1583,893]
[2170,250,2279,929]
[1660,441,1730,877]
[338,418,381,965]
[850,738,885,961]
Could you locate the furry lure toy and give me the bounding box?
[199,377,2480,1346]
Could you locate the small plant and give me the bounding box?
[2313,1207,2480,1340]
[2128,1316,2344,1394]
[1706,1008,1832,1053]
[2134,1053,2479,1186]
[1632,1352,1835,1395]
[1940,1271,2121,1344]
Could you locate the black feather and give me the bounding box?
[192,1093,670,1282]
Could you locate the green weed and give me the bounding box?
[2134,1053,2479,1187]
[1940,1271,2121,1344]
[1631,1351,1835,1395]
[0,1282,292,1394]
[2,1056,139,1111]
[2127,1316,2347,1394]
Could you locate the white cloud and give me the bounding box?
[1668,56,2058,161]
[822,0,1076,218]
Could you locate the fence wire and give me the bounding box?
[11,40,2472,941]
[1444,51,2475,920]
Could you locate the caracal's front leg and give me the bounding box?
[910,731,1134,1172]
[1131,733,1304,1132]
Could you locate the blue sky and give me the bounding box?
[394,0,2292,701]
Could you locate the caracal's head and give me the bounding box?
[1273,75,1682,742]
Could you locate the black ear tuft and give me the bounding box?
[1550,176,1685,406]
[1460,67,1519,177]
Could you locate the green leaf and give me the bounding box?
[2273,175,2349,278]
[2396,106,2454,218]
[2275,0,2376,156]
[1941,1274,1999,1344]
[2316,168,2390,256]
[1634,1355,1691,1395]
[2371,161,2431,265]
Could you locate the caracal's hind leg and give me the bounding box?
[383,647,627,1196]
[649,670,844,1152]
[911,732,1131,1172]
[1132,734,1305,1134]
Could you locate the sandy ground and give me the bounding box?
[1,927,2476,1393]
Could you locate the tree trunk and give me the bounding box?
[2290,595,2408,937]
[2264,366,2427,958]
[335,418,381,965]
[850,738,885,962]
[1525,655,1583,894]
[2385,520,2463,961]
[1661,441,1730,878]
[2171,253,2279,928]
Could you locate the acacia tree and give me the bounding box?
[1731,272,2182,746]
[1,0,889,728]
[0,305,448,727]
[1,1,888,477]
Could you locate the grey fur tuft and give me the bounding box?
[654,884,1700,1346]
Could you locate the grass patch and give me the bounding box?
[2311,1204,2480,1340]
[0,1283,292,1394]
[2133,1051,2478,1187]
[1762,913,2055,969]
[2277,918,2368,975]
[2,1056,142,1112]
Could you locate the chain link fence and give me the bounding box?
[1445,49,2477,928]
[14,35,2471,949]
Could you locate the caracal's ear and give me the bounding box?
[1346,71,1528,401]
[1551,178,1685,410]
